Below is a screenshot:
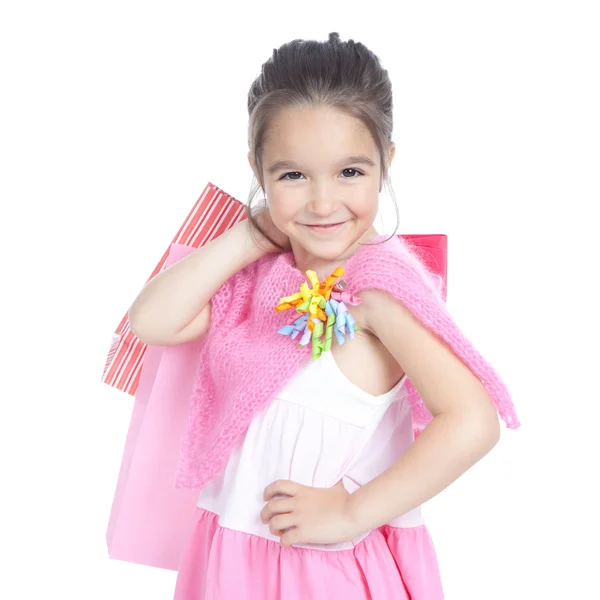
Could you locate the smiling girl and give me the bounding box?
[128,31,519,600]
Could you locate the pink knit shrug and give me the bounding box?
[175,233,520,490]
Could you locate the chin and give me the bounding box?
[296,223,372,259]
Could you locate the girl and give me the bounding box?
[128,32,519,600]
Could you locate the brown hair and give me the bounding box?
[245,31,400,251]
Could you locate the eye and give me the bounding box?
[341,168,364,178]
[279,168,364,181]
[280,171,304,181]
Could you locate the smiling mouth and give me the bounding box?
[303,221,347,233]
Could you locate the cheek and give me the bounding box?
[268,196,301,225]
[344,185,379,220]
[352,199,378,221]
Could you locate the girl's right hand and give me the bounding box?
[250,206,292,253]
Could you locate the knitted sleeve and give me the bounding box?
[206,259,258,338]
[350,236,520,434]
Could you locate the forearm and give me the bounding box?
[347,409,500,535]
[128,220,265,339]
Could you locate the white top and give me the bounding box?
[196,349,425,551]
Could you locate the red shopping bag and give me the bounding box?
[101,182,247,397]
[402,234,448,301]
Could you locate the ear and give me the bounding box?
[380,143,396,193]
[248,152,261,185]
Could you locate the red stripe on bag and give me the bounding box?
[101,182,247,396]
[177,185,216,244]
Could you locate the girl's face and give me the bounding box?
[249,105,395,274]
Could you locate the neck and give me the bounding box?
[290,225,380,281]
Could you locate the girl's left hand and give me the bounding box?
[260,479,361,547]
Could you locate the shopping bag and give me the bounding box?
[106,242,203,571]
[402,234,448,300]
[101,182,247,397]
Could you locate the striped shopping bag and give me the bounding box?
[101,181,248,396]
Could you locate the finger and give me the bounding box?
[269,514,297,536]
[260,497,295,524]
[280,527,304,548]
[263,479,301,501]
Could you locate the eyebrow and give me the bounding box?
[265,155,377,175]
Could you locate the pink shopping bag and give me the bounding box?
[106,243,204,571]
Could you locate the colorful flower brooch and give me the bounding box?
[274,266,363,359]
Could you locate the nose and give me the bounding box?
[306,182,340,217]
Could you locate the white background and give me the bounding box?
[1,1,599,598]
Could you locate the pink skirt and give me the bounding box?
[173,507,444,599]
